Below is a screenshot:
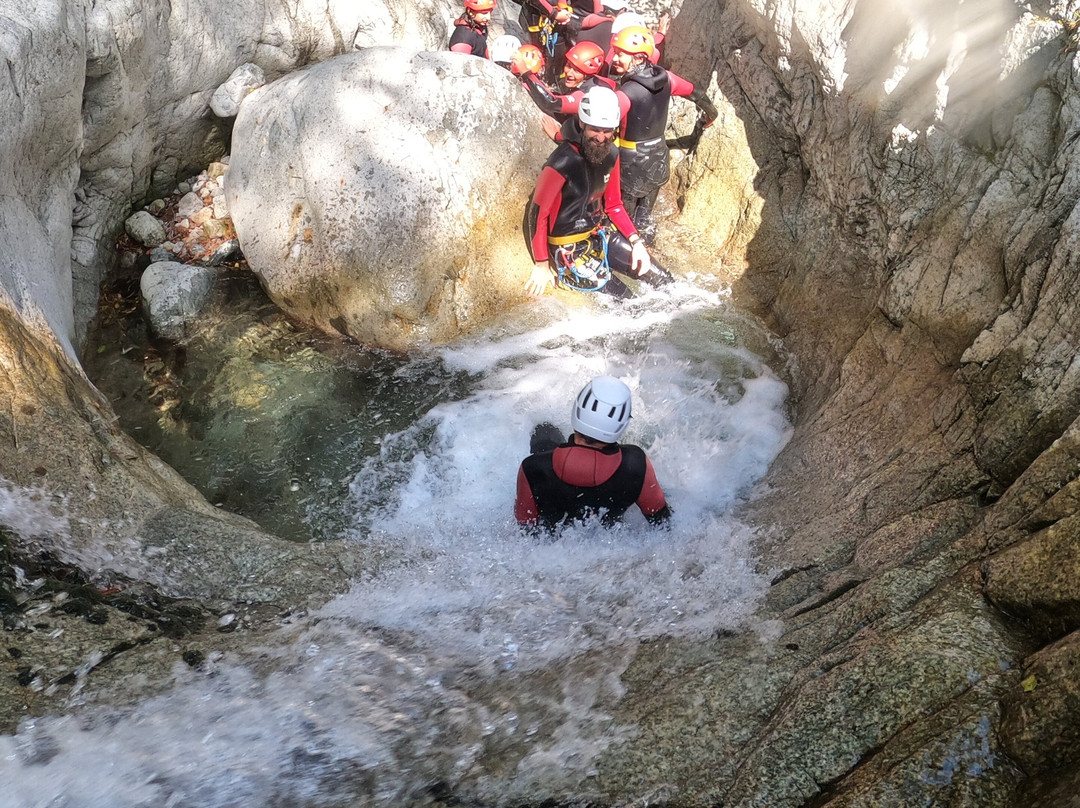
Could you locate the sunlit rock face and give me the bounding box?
[1,0,452,350]
[597,0,1080,805]
[659,0,1080,562]
[228,47,549,350]
[4,0,1080,803]
[0,2,85,355]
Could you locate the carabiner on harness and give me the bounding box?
[539,15,559,58]
[554,227,611,292]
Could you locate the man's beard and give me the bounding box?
[582,136,611,164]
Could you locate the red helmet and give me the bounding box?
[465,0,495,11]
[511,44,546,76]
[564,41,606,75]
[611,25,654,58]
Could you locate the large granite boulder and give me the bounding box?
[227,46,549,349]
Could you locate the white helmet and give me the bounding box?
[610,11,647,34]
[602,0,630,11]
[578,86,620,129]
[490,34,521,64]
[571,376,632,443]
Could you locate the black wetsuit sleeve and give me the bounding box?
[644,504,673,526]
[522,74,567,118]
[687,87,718,125]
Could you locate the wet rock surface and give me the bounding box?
[0,528,295,733]
[4,0,1080,805]
[595,0,1080,804]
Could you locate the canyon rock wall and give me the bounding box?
[0,0,456,722]
[5,0,1080,803]
[591,0,1080,805]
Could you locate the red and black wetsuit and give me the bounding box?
[520,72,616,122]
[573,14,614,50]
[449,17,489,57]
[515,440,671,529]
[523,119,643,297]
[616,64,716,226]
[571,16,665,74]
[518,0,599,82]
[518,0,561,42]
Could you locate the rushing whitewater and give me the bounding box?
[2,279,791,807]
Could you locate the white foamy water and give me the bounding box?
[1,281,791,807]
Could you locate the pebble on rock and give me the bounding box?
[124,211,168,247]
[177,191,204,220]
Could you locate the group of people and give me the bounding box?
[450,1,684,531]
[450,0,717,299]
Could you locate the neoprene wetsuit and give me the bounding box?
[515,439,671,530]
[616,64,718,228]
[521,73,616,122]
[517,0,593,82]
[449,18,489,57]
[572,15,613,50]
[524,119,671,297]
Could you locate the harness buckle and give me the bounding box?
[553,226,611,292]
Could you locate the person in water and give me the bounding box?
[515,375,671,530]
[523,85,672,298]
[449,0,496,58]
[609,25,718,236]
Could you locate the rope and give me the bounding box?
[553,226,611,292]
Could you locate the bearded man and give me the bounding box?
[523,86,672,298]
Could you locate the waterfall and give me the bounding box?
[1,280,791,807]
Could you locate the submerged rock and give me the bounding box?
[204,238,242,266]
[139,261,217,342]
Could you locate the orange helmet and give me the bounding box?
[511,44,546,76]
[564,41,606,75]
[611,25,654,58]
[465,0,495,11]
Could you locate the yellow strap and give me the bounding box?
[548,229,594,246]
[617,136,664,150]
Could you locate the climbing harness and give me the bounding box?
[551,226,611,292]
[539,14,559,59]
